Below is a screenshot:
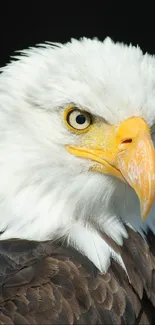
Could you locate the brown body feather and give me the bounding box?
[0,226,154,325]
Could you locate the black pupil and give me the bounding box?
[76,114,86,124]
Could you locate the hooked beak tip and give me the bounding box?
[140,195,155,221]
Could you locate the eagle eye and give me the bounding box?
[64,106,92,132]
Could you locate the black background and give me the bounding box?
[0,3,155,68]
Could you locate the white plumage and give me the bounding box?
[0,37,155,272]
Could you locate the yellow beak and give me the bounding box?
[66,117,155,220]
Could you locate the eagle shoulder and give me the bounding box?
[0,227,154,325]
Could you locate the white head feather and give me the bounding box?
[0,37,155,272]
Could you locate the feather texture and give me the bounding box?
[0,227,154,325]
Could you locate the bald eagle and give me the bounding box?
[0,37,155,324]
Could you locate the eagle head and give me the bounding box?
[0,37,155,271]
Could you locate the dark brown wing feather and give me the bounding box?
[0,227,154,325]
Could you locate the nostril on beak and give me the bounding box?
[121,138,132,144]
